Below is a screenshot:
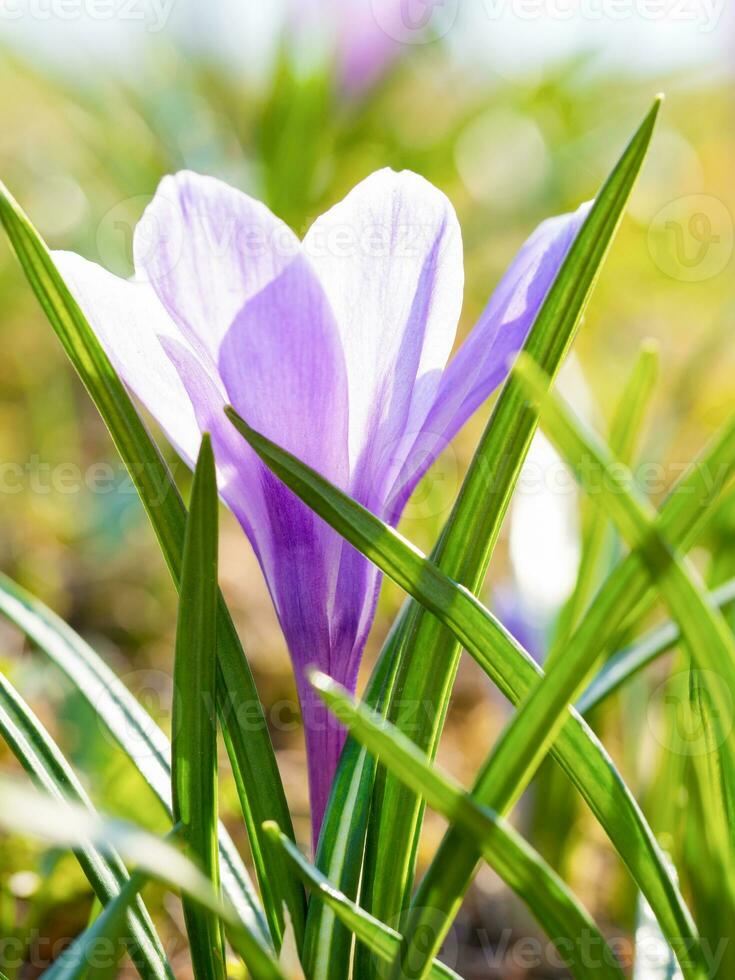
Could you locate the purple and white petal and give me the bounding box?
[386,203,590,517]
[218,255,349,497]
[134,171,302,370]
[218,255,352,838]
[52,250,201,466]
[217,255,350,651]
[304,168,464,512]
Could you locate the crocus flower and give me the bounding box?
[54,169,586,841]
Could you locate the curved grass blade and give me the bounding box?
[0,779,288,980]
[550,341,659,658]
[577,577,735,715]
[393,374,735,979]
[226,407,709,979]
[302,620,406,977]
[0,674,171,980]
[303,99,663,980]
[0,177,304,948]
[516,356,735,891]
[516,357,735,781]
[606,342,660,466]
[392,367,735,978]
[359,99,663,968]
[687,673,735,911]
[262,822,461,980]
[0,570,268,944]
[172,436,226,979]
[311,671,626,980]
[530,344,658,871]
[43,871,148,980]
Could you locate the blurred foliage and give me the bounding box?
[0,30,732,978]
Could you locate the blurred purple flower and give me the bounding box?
[54,169,585,842]
[289,0,432,96]
[492,587,547,666]
[334,0,408,94]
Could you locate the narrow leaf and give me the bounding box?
[0,779,288,980]
[550,341,659,657]
[226,406,709,980]
[302,620,406,975]
[172,435,226,979]
[0,674,171,980]
[311,671,626,980]
[262,823,460,980]
[516,354,735,898]
[43,872,148,980]
[360,97,664,966]
[0,569,268,943]
[577,577,735,714]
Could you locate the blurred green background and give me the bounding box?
[0,3,733,976]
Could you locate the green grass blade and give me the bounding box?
[311,671,626,980]
[516,356,735,778]
[560,419,735,707]
[607,342,659,464]
[395,353,730,977]
[394,379,719,978]
[226,408,708,979]
[262,823,461,980]
[531,343,658,869]
[577,577,735,715]
[0,570,269,943]
[516,356,735,902]
[172,436,226,979]
[0,779,288,980]
[687,674,735,911]
[0,176,304,948]
[550,341,659,658]
[393,350,735,976]
[302,618,407,978]
[359,98,663,958]
[43,871,148,980]
[0,673,171,980]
